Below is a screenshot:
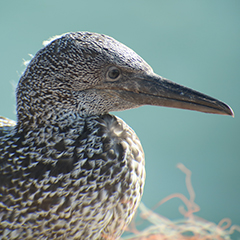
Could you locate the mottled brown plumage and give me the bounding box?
[0,32,233,240]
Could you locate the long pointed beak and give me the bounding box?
[115,73,234,116]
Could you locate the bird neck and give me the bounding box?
[16,73,79,130]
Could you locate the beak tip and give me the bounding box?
[229,107,235,118]
[222,104,234,117]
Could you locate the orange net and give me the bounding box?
[122,164,240,240]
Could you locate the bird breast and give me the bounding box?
[0,112,145,239]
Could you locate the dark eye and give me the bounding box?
[107,67,121,80]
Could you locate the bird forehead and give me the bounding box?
[58,32,152,72]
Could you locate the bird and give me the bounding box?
[0,32,233,240]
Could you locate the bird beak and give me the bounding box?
[113,73,234,116]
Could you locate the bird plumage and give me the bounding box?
[0,32,233,239]
[0,112,145,239]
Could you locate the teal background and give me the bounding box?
[0,1,239,238]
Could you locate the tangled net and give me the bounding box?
[122,164,240,240]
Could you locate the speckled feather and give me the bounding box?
[0,113,145,239]
[0,32,147,240]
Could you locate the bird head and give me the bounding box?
[16,32,233,126]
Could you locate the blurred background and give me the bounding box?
[0,0,239,238]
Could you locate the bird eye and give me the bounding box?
[107,67,121,80]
